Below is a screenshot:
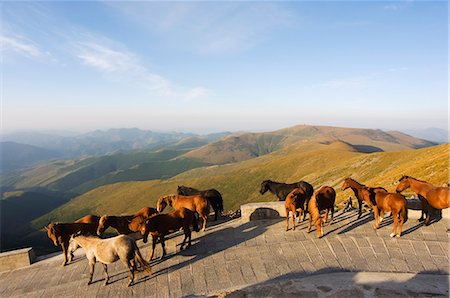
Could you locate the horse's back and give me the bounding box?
[315,186,336,209]
[75,215,100,224]
[135,207,158,218]
[426,187,450,209]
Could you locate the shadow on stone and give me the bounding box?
[249,208,280,221]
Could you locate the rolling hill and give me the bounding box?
[179,125,435,164]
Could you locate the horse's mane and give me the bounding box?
[345,178,366,187]
[399,175,426,183]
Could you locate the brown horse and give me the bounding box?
[139,208,199,261]
[45,222,99,266]
[396,176,449,225]
[362,188,408,237]
[284,188,306,231]
[70,234,151,287]
[341,178,387,218]
[157,194,210,231]
[306,186,336,238]
[96,207,158,238]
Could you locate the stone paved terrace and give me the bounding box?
[0,210,449,297]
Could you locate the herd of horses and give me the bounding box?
[44,176,449,286]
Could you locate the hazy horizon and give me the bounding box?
[2,2,448,134]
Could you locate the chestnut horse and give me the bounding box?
[177,185,224,221]
[361,188,408,237]
[96,207,158,239]
[306,186,336,238]
[70,234,151,287]
[157,194,209,231]
[139,208,199,261]
[284,188,306,231]
[45,222,98,266]
[341,178,387,218]
[396,176,449,225]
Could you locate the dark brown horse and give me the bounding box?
[177,185,224,221]
[396,176,449,225]
[361,188,408,237]
[157,194,210,231]
[139,208,199,261]
[96,207,158,238]
[260,179,314,220]
[306,186,336,238]
[45,222,99,266]
[284,188,306,231]
[341,178,387,218]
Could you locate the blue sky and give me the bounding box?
[1,1,447,133]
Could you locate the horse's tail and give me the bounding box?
[217,192,224,213]
[192,214,200,232]
[401,204,408,223]
[132,241,151,276]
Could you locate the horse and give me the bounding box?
[362,188,408,237]
[157,194,210,231]
[284,188,307,231]
[260,179,314,220]
[341,178,388,219]
[396,176,449,225]
[177,185,224,221]
[139,208,199,261]
[306,186,336,238]
[45,222,99,266]
[96,207,158,239]
[70,234,151,287]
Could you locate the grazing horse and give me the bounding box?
[157,194,210,231]
[362,188,408,237]
[341,178,388,219]
[306,186,336,238]
[260,179,314,220]
[140,208,199,261]
[45,222,98,266]
[284,188,307,231]
[177,185,224,221]
[96,207,158,238]
[70,234,151,287]
[396,176,449,225]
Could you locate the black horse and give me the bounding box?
[260,179,314,220]
[177,186,224,221]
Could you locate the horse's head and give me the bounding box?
[157,196,169,212]
[260,180,271,195]
[396,176,411,193]
[341,178,352,190]
[45,223,60,246]
[140,218,154,243]
[97,215,109,236]
[177,185,185,195]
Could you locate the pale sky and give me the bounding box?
[1,1,448,134]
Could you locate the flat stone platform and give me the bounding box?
[0,210,448,297]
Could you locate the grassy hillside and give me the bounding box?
[180,124,435,164]
[34,142,448,228]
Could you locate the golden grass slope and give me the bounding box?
[33,142,448,228]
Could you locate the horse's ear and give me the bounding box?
[44,225,49,231]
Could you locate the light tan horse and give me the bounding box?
[306,186,336,238]
[396,176,450,225]
[157,194,210,231]
[70,234,151,287]
[360,188,408,237]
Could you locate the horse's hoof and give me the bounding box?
[389,233,395,237]
[396,234,401,238]
[104,281,109,286]
[127,282,132,287]
[418,218,425,222]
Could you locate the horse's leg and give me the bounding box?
[358,198,363,219]
[285,209,290,231]
[373,207,380,230]
[180,227,188,250]
[390,212,399,237]
[315,218,323,238]
[323,209,329,224]
[302,199,309,221]
[425,203,432,226]
[61,241,69,267]
[292,210,296,231]
[88,258,95,285]
[329,205,335,225]
[148,235,157,261]
[102,263,109,285]
[124,259,134,287]
[307,214,312,233]
[201,214,207,231]
[418,195,427,222]
[160,236,167,259]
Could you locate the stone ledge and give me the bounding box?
[0,247,35,272]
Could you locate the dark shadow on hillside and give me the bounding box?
[222,269,449,297]
[149,219,281,278]
[353,144,384,153]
